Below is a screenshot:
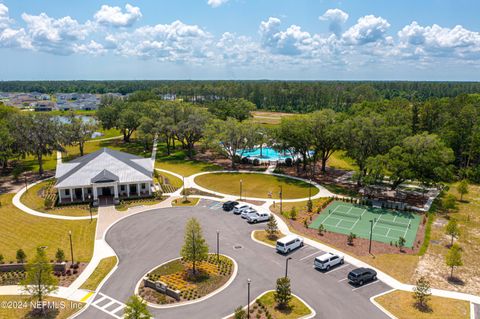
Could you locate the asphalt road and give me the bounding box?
[78,200,392,319]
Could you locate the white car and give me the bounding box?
[276,235,304,254]
[246,212,271,224]
[233,204,250,215]
[314,253,344,271]
[241,208,257,219]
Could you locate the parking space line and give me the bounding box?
[326,263,351,274]
[299,251,320,261]
[338,278,348,282]
[352,280,379,291]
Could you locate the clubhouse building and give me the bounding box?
[55,148,154,206]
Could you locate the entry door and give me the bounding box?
[103,187,112,196]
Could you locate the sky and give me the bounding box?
[0,0,479,81]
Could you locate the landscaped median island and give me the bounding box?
[0,295,84,319]
[138,254,234,305]
[253,230,285,247]
[375,290,470,319]
[20,179,96,217]
[171,197,200,207]
[115,196,166,212]
[80,256,117,291]
[194,172,318,199]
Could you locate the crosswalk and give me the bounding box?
[91,292,126,319]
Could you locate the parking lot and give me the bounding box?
[78,200,392,319]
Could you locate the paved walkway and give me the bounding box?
[4,167,480,319]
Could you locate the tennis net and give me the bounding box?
[332,211,359,219]
[376,218,410,229]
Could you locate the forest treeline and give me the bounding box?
[2,80,480,112]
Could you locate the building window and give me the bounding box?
[141,183,146,189]
[65,189,70,196]
[120,185,125,191]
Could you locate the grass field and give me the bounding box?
[253,230,285,247]
[0,193,96,262]
[194,172,318,199]
[156,170,183,188]
[251,111,295,125]
[309,201,421,247]
[256,291,312,319]
[80,256,117,291]
[375,290,469,319]
[0,295,84,319]
[20,180,94,217]
[327,150,358,171]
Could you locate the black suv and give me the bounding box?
[347,268,377,286]
[222,201,239,212]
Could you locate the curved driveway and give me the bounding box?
[78,201,391,319]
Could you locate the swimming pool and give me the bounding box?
[237,147,294,162]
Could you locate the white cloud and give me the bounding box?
[21,12,94,55]
[73,40,106,55]
[0,27,31,49]
[207,0,229,8]
[106,20,213,62]
[94,4,142,27]
[319,8,349,36]
[342,15,390,45]
[397,21,480,59]
[259,17,316,56]
[0,3,13,29]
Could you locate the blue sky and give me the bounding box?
[0,0,479,80]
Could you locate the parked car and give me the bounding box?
[246,212,271,224]
[233,204,250,215]
[347,268,377,286]
[313,253,344,271]
[222,201,239,212]
[241,208,257,219]
[276,235,304,254]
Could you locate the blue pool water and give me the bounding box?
[238,147,293,161]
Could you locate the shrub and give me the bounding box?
[16,249,26,263]
[241,157,249,164]
[318,224,325,236]
[44,197,53,209]
[285,158,293,167]
[55,249,65,263]
[303,219,308,228]
[289,207,297,220]
[347,233,356,246]
[0,254,3,264]
[253,158,260,166]
[307,199,313,212]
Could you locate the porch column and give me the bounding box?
[127,184,130,197]
[93,186,98,200]
[58,189,62,204]
[114,183,119,199]
[137,183,141,196]
[81,188,85,202]
[70,188,73,202]
[148,182,152,195]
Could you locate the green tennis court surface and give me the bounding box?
[309,201,421,247]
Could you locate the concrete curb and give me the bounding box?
[369,289,398,319]
[12,178,98,220]
[220,290,316,319]
[134,254,238,309]
[250,230,276,248]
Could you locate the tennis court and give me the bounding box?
[309,201,421,247]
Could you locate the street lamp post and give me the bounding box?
[216,230,220,262]
[240,179,243,201]
[247,278,251,319]
[88,195,93,222]
[279,185,283,214]
[68,230,74,266]
[308,179,312,201]
[183,176,187,202]
[285,257,292,278]
[369,220,374,254]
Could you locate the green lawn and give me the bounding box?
[194,172,318,199]
[375,290,469,319]
[328,150,358,171]
[115,197,165,212]
[80,256,117,291]
[157,170,183,188]
[171,198,200,206]
[256,291,312,319]
[0,193,96,263]
[0,295,84,319]
[20,180,95,217]
[253,230,284,247]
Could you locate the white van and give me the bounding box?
[276,235,304,254]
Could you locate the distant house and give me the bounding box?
[55,148,154,206]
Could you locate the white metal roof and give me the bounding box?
[55,148,153,188]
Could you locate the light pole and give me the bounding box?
[216,230,220,262]
[308,179,312,201]
[369,219,374,254]
[247,278,251,319]
[240,179,243,201]
[88,195,93,222]
[24,175,28,193]
[183,176,187,202]
[285,257,292,278]
[279,185,283,214]
[68,230,74,266]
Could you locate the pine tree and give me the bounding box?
[265,215,279,240]
[274,277,292,310]
[446,244,463,279]
[413,276,431,311]
[124,295,152,319]
[180,218,209,276]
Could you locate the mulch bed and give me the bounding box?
[278,210,428,256]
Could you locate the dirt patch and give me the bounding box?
[0,171,54,194]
